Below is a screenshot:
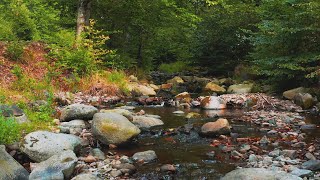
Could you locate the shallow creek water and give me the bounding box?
[111,107,320,179]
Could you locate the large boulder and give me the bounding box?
[20,131,81,162]
[127,83,156,96]
[100,109,134,121]
[0,145,29,180]
[227,84,254,94]
[200,96,226,109]
[132,116,164,129]
[132,150,157,163]
[60,104,98,122]
[92,113,141,145]
[201,118,231,136]
[29,150,77,180]
[293,93,315,109]
[204,82,226,93]
[283,87,307,100]
[221,168,302,180]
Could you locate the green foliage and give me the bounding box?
[107,71,129,93]
[5,41,24,61]
[0,0,60,41]
[159,61,190,73]
[52,46,97,76]
[0,99,53,145]
[11,65,24,80]
[250,0,320,87]
[195,0,259,75]
[0,16,15,40]
[93,0,200,70]
[1,0,319,90]
[107,71,126,83]
[0,115,20,145]
[11,65,55,101]
[25,105,54,123]
[49,20,117,76]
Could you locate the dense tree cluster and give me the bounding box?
[0,0,319,86]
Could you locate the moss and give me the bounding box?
[100,123,119,133]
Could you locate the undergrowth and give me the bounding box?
[159,61,191,73]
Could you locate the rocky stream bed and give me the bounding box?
[2,74,320,180]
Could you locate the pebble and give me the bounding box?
[281,150,297,159]
[300,124,317,130]
[291,142,306,148]
[173,110,184,114]
[160,164,176,172]
[308,145,316,152]
[305,152,316,160]
[90,148,105,160]
[267,130,278,136]
[262,156,273,166]
[248,154,257,162]
[239,144,251,153]
[110,170,122,177]
[259,136,270,145]
[120,156,132,164]
[84,155,97,163]
[206,151,215,158]
[231,150,243,158]
[269,149,280,157]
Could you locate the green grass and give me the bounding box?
[159,61,190,73]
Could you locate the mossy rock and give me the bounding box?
[92,113,141,145]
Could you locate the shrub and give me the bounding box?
[49,20,119,76]
[0,115,20,145]
[0,15,15,40]
[159,61,190,73]
[77,71,128,95]
[5,41,25,61]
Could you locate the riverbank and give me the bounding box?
[2,67,320,179]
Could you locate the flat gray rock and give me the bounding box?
[291,168,313,177]
[132,116,164,129]
[132,150,157,163]
[60,104,98,121]
[221,168,302,180]
[20,131,81,162]
[71,173,102,180]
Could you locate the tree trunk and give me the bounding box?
[84,0,92,26]
[75,0,92,46]
[137,35,143,67]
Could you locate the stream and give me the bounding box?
[107,106,320,179]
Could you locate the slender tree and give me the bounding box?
[76,0,92,45]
